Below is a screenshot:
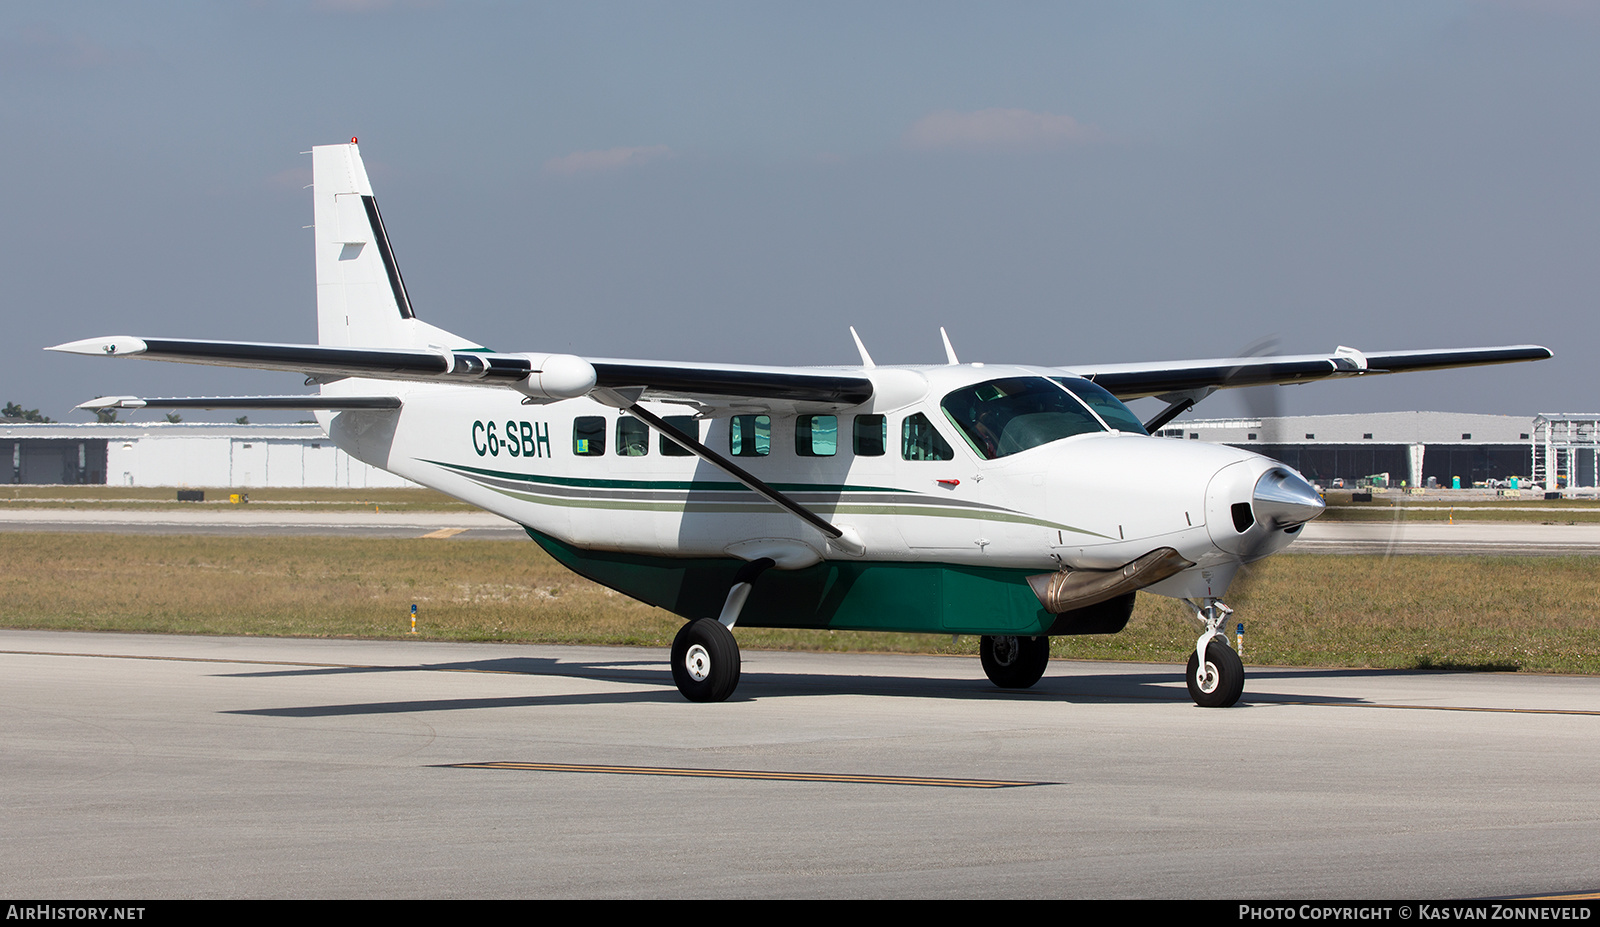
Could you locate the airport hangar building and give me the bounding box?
[3,413,1595,491]
[1155,411,1597,489]
[1,422,413,488]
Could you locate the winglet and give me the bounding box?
[849,327,876,369]
[940,327,960,365]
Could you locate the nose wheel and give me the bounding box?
[1182,598,1245,707]
[1187,638,1244,707]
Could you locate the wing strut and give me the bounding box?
[1142,396,1197,434]
[625,403,864,555]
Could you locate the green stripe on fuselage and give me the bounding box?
[424,458,906,494]
[425,458,1107,537]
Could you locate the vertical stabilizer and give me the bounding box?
[312,140,479,351]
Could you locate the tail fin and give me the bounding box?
[311,140,480,351]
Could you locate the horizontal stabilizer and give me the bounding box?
[76,395,402,411]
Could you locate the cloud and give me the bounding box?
[903,108,1101,151]
[542,145,673,176]
[0,23,142,73]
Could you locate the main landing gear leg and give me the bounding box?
[1181,598,1244,708]
[669,558,774,703]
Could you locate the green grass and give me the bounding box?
[1319,491,1600,524]
[2,532,1597,674]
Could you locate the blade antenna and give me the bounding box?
[849,327,876,369]
[940,327,960,365]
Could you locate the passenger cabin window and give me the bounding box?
[573,416,606,456]
[616,416,649,457]
[941,377,1105,460]
[853,415,886,457]
[1050,377,1148,435]
[660,415,699,456]
[729,414,770,457]
[795,415,837,457]
[901,413,954,461]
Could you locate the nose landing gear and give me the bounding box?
[1182,598,1244,707]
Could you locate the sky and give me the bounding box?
[3,1,1596,425]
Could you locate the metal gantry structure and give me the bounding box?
[1532,414,1600,490]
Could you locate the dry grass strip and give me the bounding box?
[2,533,1595,673]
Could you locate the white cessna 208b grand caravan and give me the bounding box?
[53,140,1551,706]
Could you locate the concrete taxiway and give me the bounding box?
[4,507,1600,554]
[4,629,1599,898]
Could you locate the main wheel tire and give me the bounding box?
[670,618,741,702]
[979,635,1050,689]
[1186,638,1245,708]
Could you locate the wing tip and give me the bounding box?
[75,396,145,411]
[46,336,149,357]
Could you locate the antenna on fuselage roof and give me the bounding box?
[848,327,876,369]
[940,327,960,365]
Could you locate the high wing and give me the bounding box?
[51,336,1552,413]
[1060,344,1553,401]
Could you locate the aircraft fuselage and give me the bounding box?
[321,362,1304,636]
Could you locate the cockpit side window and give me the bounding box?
[901,413,954,461]
[1051,377,1148,435]
[940,377,1106,460]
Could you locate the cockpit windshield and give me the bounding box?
[1051,377,1148,435]
[941,377,1108,460]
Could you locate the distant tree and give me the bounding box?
[3,402,54,423]
[165,412,183,423]
[95,408,120,424]
[234,416,250,425]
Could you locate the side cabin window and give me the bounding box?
[901,412,954,461]
[795,415,838,457]
[659,415,699,456]
[729,414,770,457]
[573,416,606,456]
[616,416,649,457]
[941,376,1105,460]
[853,414,886,457]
